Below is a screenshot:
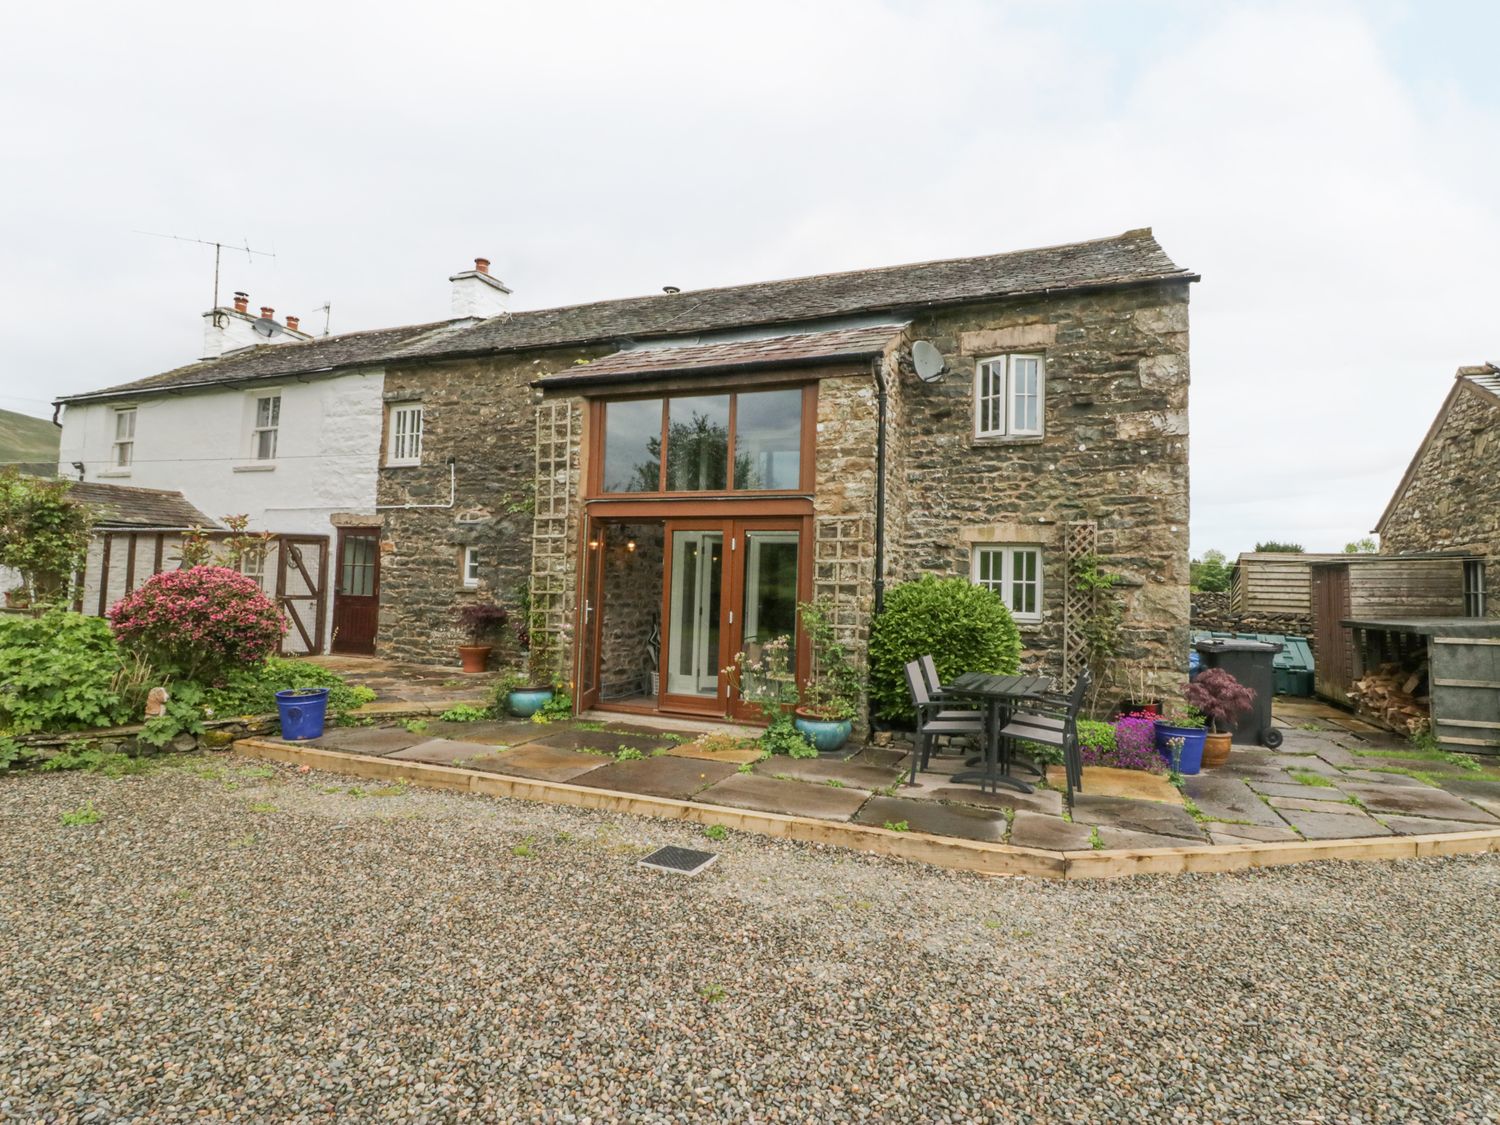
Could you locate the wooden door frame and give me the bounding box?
[575,518,607,712]
[659,519,732,716]
[723,516,813,723]
[330,527,380,655]
[276,534,331,655]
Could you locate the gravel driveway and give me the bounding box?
[3,756,1497,1123]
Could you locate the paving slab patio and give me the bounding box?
[1247,781,1352,803]
[580,756,739,800]
[853,795,1008,843]
[752,756,903,790]
[464,744,608,783]
[528,728,674,755]
[1278,807,1391,840]
[416,720,534,745]
[665,741,763,765]
[387,739,510,766]
[1070,794,1205,840]
[1182,774,1289,827]
[1376,814,1497,836]
[921,785,1064,817]
[309,727,426,756]
[1205,822,1302,843]
[1339,783,1500,824]
[1007,811,1095,850]
[697,774,870,819]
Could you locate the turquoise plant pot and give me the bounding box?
[793,714,852,754]
[507,688,554,718]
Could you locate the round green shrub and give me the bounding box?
[868,575,1021,724]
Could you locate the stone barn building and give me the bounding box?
[1375,363,1498,618]
[374,228,1197,722]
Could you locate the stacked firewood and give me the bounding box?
[1347,661,1430,734]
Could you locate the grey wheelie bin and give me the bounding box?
[1193,638,1283,748]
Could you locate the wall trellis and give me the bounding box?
[530,401,574,678]
[1061,520,1098,690]
[814,515,873,662]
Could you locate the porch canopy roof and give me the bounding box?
[68,481,218,530]
[533,322,908,390]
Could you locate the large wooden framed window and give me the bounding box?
[592,384,814,497]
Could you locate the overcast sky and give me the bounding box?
[3,0,1496,557]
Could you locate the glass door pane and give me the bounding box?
[739,532,799,706]
[667,530,723,696]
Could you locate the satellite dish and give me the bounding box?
[252,317,284,339]
[912,340,946,382]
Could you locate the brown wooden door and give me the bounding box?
[331,528,380,655]
[1312,565,1351,702]
[576,519,606,712]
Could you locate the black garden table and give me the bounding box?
[943,672,1054,794]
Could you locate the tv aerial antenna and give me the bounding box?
[133,230,276,322]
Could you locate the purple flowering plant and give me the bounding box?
[108,566,286,682]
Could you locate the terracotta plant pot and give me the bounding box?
[1202,730,1232,769]
[458,644,492,673]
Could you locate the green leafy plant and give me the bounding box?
[439,704,490,722]
[530,691,573,723]
[403,718,429,734]
[868,575,1020,723]
[60,803,101,826]
[795,599,861,721]
[0,610,152,734]
[614,747,644,762]
[759,714,816,758]
[883,820,910,832]
[703,824,729,841]
[735,761,753,774]
[0,469,93,602]
[1289,769,1334,788]
[1088,826,1104,850]
[723,635,796,725]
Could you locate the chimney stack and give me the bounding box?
[285,315,300,332]
[260,307,275,321]
[449,255,511,320]
[233,292,249,313]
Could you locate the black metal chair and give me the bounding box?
[904,659,987,785]
[997,671,1090,808]
[918,656,987,715]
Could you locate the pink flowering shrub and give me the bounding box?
[108,566,286,681]
[1109,713,1165,772]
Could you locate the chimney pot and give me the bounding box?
[286,315,300,331]
[474,257,490,275]
[260,307,275,320]
[233,292,249,313]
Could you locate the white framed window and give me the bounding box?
[112,407,136,467]
[388,403,424,466]
[1464,561,1487,618]
[973,353,1044,439]
[239,545,268,585]
[462,546,480,588]
[971,545,1043,623]
[252,394,280,461]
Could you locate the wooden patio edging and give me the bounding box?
[231,738,1500,881]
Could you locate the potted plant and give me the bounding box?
[455,600,508,674]
[1153,702,1208,774]
[1116,666,1162,718]
[503,610,557,717]
[1183,668,1256,768]
[792,600,861,754]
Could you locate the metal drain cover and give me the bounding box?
[638,845,718,877]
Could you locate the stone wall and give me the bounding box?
[1379,379,1500,616]
[376,347,603,666]
[597,521,663,700]
[886,282,1193,705]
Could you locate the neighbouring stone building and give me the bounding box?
[1375,364,1498,618]
[58,229,1198,723]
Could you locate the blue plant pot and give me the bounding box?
[1153,722,1207,775]
[276,687,329,741]
[793,714,852,754]
[507,689,554,718]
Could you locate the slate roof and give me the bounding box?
[537,323,909,388]
[60,228,1192,403]
[399,227,1193,362]
[58,320,465,404]
[67,481,218,529]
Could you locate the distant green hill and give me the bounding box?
[0,407,59,477]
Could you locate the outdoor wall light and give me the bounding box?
[626,539,637,552]
[588,538,600,549]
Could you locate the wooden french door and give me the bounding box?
[576,520,606,712]
[331,528,380,655]
[657,516,810,720]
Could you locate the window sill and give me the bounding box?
[971,434,1045,447]
[384,460,421,469]
[233,462,277,473]
[96,469,132,479]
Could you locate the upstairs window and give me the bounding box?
[1464,561,1487,617]
[596,386,808,495]
[974,354,1044,439]
[972,544,1043,623]
[112,407,136,467]
[252,394,280,461]
[388,403,423,466]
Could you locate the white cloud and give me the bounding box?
[1,0,1495,557]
